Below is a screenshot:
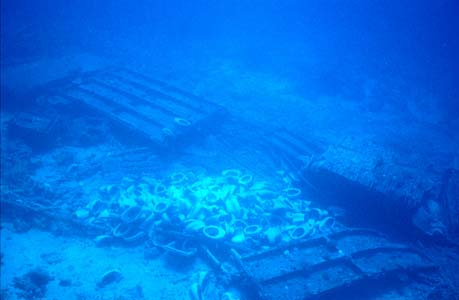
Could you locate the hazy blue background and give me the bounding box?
[1,0,458,123]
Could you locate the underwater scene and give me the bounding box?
[1,0,458,299]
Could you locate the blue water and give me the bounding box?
[1,1,458,299]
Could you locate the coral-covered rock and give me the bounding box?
[96,269,123,288]
[13,268,54,299]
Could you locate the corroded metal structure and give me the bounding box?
[43,67,227,149]
[229,229,436,300]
